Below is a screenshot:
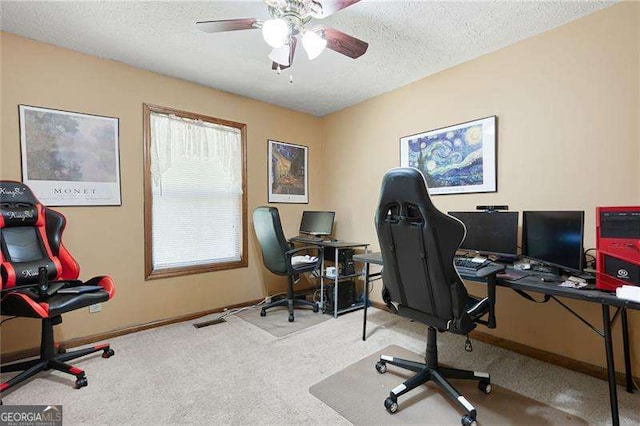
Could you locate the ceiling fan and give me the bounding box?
[195,0,368,74]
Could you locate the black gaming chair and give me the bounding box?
[253,206,321,322]
[373,168,501,426]
[0,181,115,401]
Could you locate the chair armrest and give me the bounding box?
[1,279,82,299]
[284,246,323,274]
[476,264,503,329]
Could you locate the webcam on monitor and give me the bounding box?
[476,205,509,212]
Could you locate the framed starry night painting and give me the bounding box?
[399,116,497,195]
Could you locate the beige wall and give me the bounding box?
[0,32,323,353]
[1,2,639,377]
[322,2,640,374]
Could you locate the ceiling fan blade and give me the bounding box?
[321,27,368,59]
[195,18,260,33]
[312,0,361,19]
[272,37,297,71]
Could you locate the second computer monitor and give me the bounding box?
[522,210,584,273]
[299,211,335,236]
[448,211,519,259]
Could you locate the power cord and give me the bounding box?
[583,248,596,270]
[193,292,286,329]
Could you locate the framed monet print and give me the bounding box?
[268,139,308,204]
[400,116,497,195]
[19,105,121,206]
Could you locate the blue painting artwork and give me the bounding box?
[400,116,496,195]
[407,124,483,188]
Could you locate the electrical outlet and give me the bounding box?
[89,303,102,313]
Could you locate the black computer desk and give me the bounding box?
[353,252,639,426]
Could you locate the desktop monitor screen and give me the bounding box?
[448,211,519,259]
[522,210,584,272]
[299,211,335,236]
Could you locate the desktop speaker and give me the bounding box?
[595,206,640,291]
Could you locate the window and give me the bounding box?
[143,104,247,279]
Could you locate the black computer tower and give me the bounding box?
[324,280,356,314]
[323,248,355,275]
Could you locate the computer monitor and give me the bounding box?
[299,211,335,236]
[448,211,519,259]
[522,210,584,273]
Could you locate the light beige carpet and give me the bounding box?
[310,344,587,425]
[236,304,330,337]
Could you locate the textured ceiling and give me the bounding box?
[1,1,614,116]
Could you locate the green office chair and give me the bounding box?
[253,207,322,322]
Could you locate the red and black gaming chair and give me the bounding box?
[0,181,115,400]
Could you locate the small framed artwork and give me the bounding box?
[268,139,308,203]
[400,116,497,195]
[19,105,121,206]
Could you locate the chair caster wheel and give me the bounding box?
[478,380,491,394]
[75,377,88,389]
[384,396,398,414]
[288,314,294,322]
[375,361,387,374]
[260,309,266,317]
[313,304,319,313]
[461,414,477,426]
[102,348,115,358]
[56,346,67,354]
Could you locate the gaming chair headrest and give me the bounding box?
[377,168,436,214]
[0,181,41,227]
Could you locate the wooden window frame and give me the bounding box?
[143,103,248,280]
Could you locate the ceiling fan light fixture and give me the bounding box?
[262,18,289,48]
[268,44,291,66]
[301,30,327,60]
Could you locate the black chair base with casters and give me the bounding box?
[253,206,323,323]
[1,181,116,402]
[376,327,490,426]
[1,315,114,396]
[373,168,502,425]
[260,279,319,323]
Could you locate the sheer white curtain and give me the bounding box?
[150,112,243,269]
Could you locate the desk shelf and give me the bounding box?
[290,239,369,319]
[321,272,362,280]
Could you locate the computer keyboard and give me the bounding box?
[454,257,489,270]
[290,235,323,243]
[454,257,500,277]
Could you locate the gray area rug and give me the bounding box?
[236,305,330,337]
[310,344,587,425]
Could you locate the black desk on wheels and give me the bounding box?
[353,252,638,426]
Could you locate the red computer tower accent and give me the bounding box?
[595,206,640,291]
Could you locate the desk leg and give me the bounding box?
[621,309,634,393]
[320,257,325,312]
[362,263,370,341]
[602,305,620,426]
[333,247,339,319]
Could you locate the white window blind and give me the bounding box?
[149,111,243,270]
